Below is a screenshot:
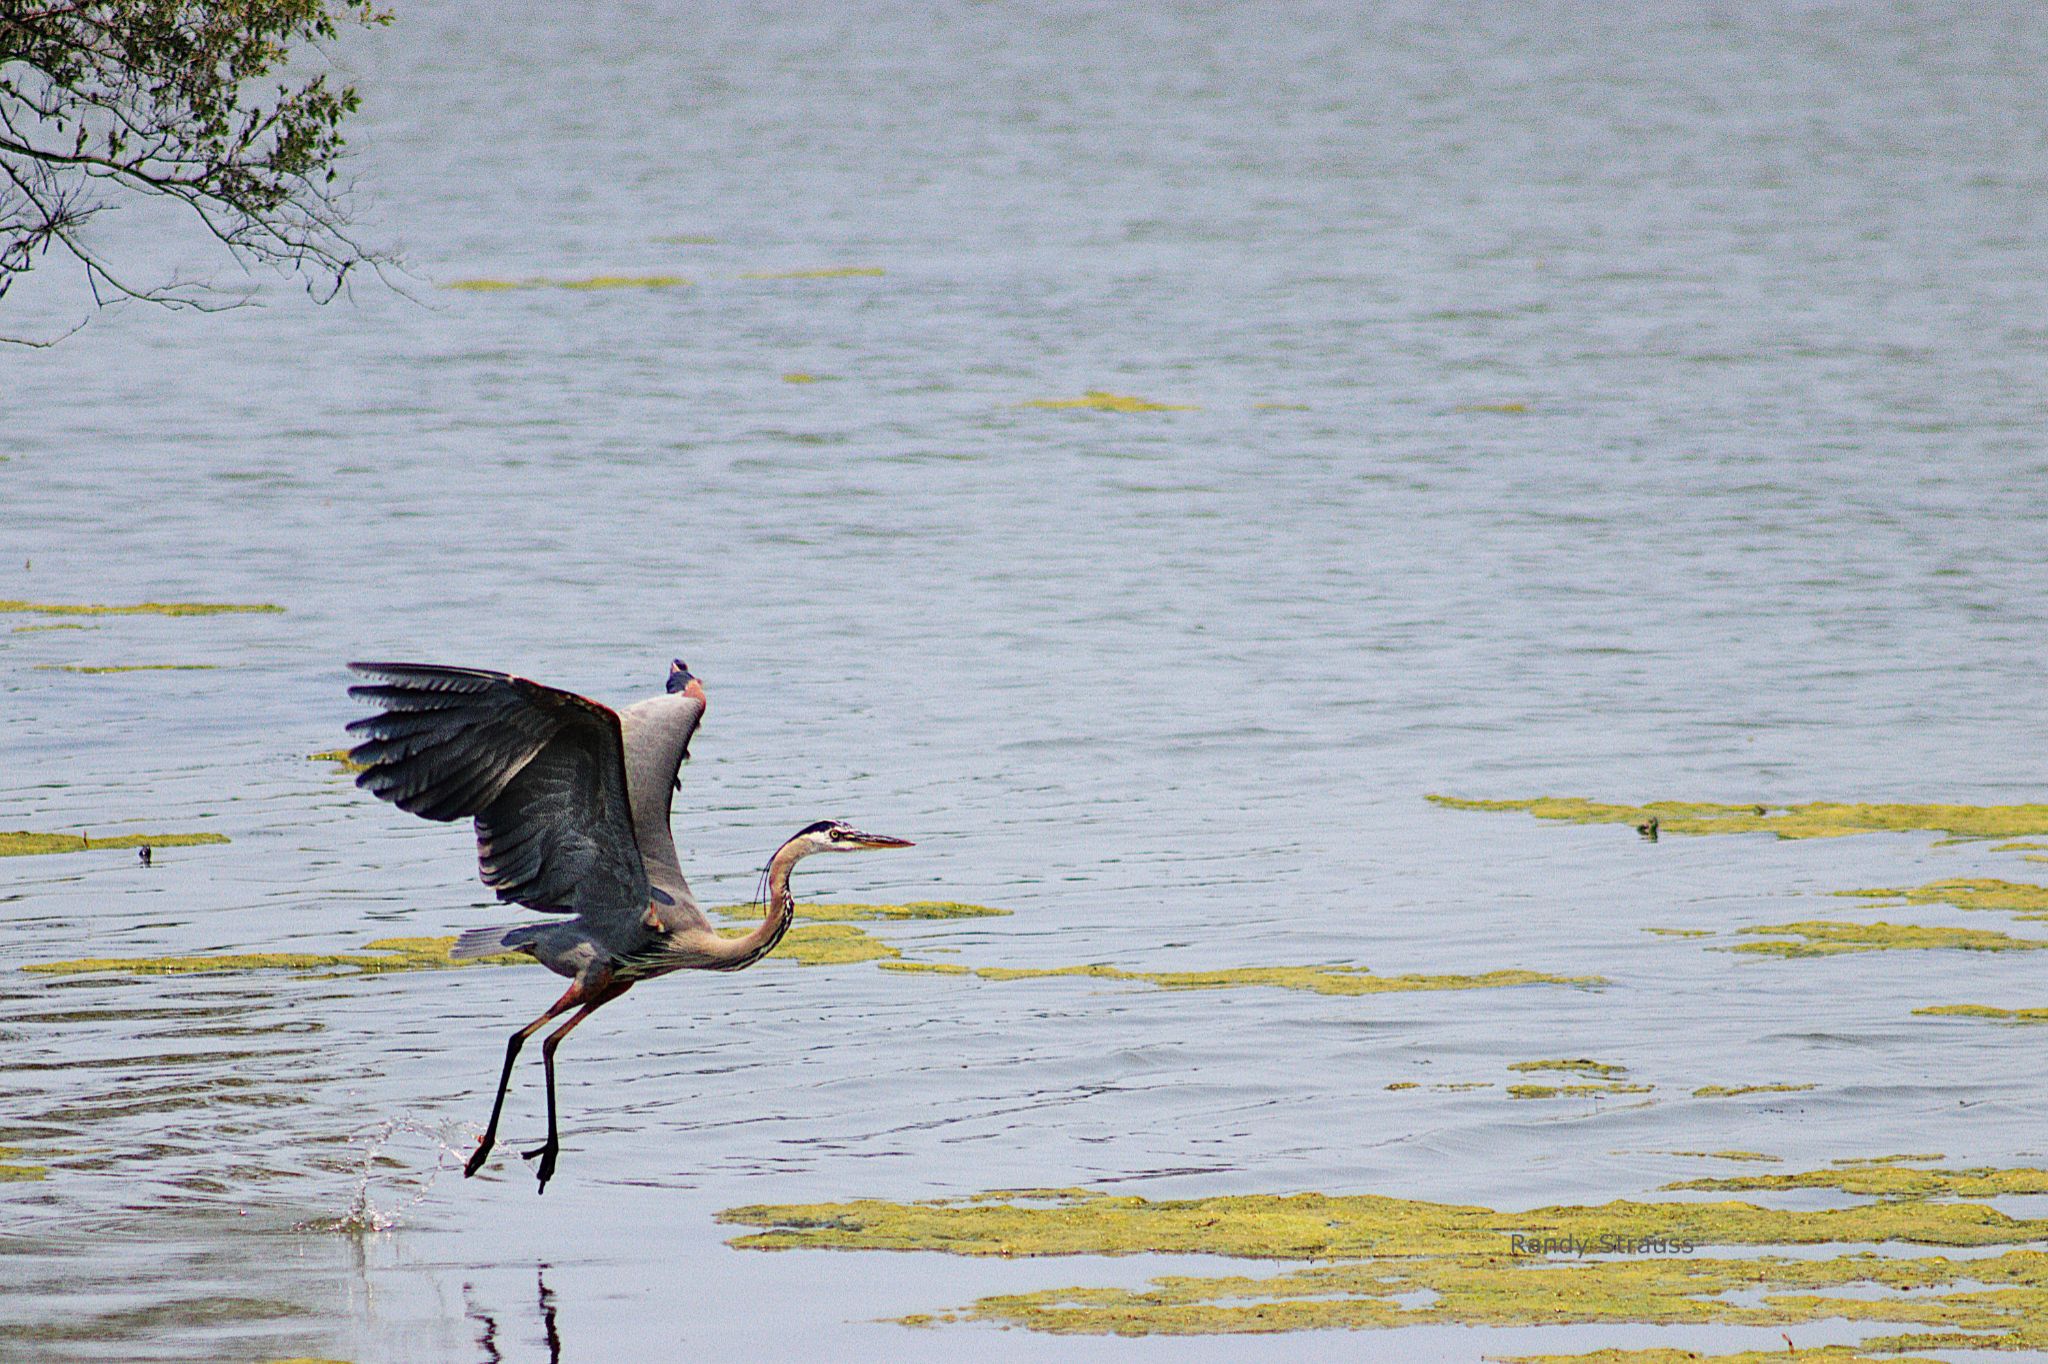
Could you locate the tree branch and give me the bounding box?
[0,0,394,333]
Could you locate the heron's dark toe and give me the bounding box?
[464,1141,493,1178]
[523,1143,559,1192]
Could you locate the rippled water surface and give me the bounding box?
[5,2,2048,1359]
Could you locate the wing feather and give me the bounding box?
[347,662,651,919]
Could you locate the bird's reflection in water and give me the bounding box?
[538,1265,562,1362]
[465,1265,563,1364]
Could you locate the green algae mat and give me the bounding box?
[1661,1163,2048,1198]
[444,274,690,291]
[1690,1083,1815,1098]
[1507,1081,1652,1099]
[17,906,988,977]
[1510,1058,1627,1077]
[0,599,282,617]
[1507,1343,1916,1351]
[22,898,1597,999]
[1731,920,2048,956]
[1914,1003,2048,1024]
[1020,391,1196,412]
[1,830,228,857]
[878,959,1598,996]
[720,1167,2048,1349]
[23,935,530,977]
[0,1146,47,1182]
[1839,878,2048,920]
[1428,795,2048,840]
[19,928,893,976]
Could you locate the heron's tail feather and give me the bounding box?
[450,923,546,960]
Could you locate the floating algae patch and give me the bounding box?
[307,748,368,773]
[1509,1059,1627,1077]
[875,960,1600,997]
[1732,921,2048,956]
[720,1179,2048,1345]
[723,1180,2048,1257]
[741,266,884,279]
[1837,878,2048,921]
[1505,1083,1652,1100]
[0,1146,47,1182]
[1993,841,2048,851]
[37,663,217,674]
[1454,401,1529,413]
[715,900,1009,923]
[1693,1084,1816,1098]
[1915,1003,2048,1024]
[1662,1164,2048,1199]
[1662,1151,1784,1163]
[703,902,1013,967]
[733,923,901,967]
[444,274,690,291]
[1426,794,2048,840]
[1644,928,1713,937]
[0,599,282,617]
[26,914,971,975]
[25,936,529,977]
[557,274,688,291]
[0,830,228,857]
[782,372,822,383]
[12,622,95,632]
[1021,391,1198,413]
[1503,1349,1945,1364]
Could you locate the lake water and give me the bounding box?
[4,2,2047,1359]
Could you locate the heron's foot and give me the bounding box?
[464,1135,495,1178]
[522,1140,559,1193]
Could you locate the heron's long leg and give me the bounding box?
[522,979,631,1194]
[465,982,586,1179]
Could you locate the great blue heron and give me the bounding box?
[345,659,911,1192]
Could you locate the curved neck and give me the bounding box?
[705,836,806,969]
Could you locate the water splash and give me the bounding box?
[301,1117,469,1234]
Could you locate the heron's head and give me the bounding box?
[667,658,706,708]
[793,819,914,855]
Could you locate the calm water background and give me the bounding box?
[4,2,2047,1359]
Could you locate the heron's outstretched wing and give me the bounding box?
[346,663,650,918]
[619,692,711,933]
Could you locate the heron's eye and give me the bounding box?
[828,828,848,840]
